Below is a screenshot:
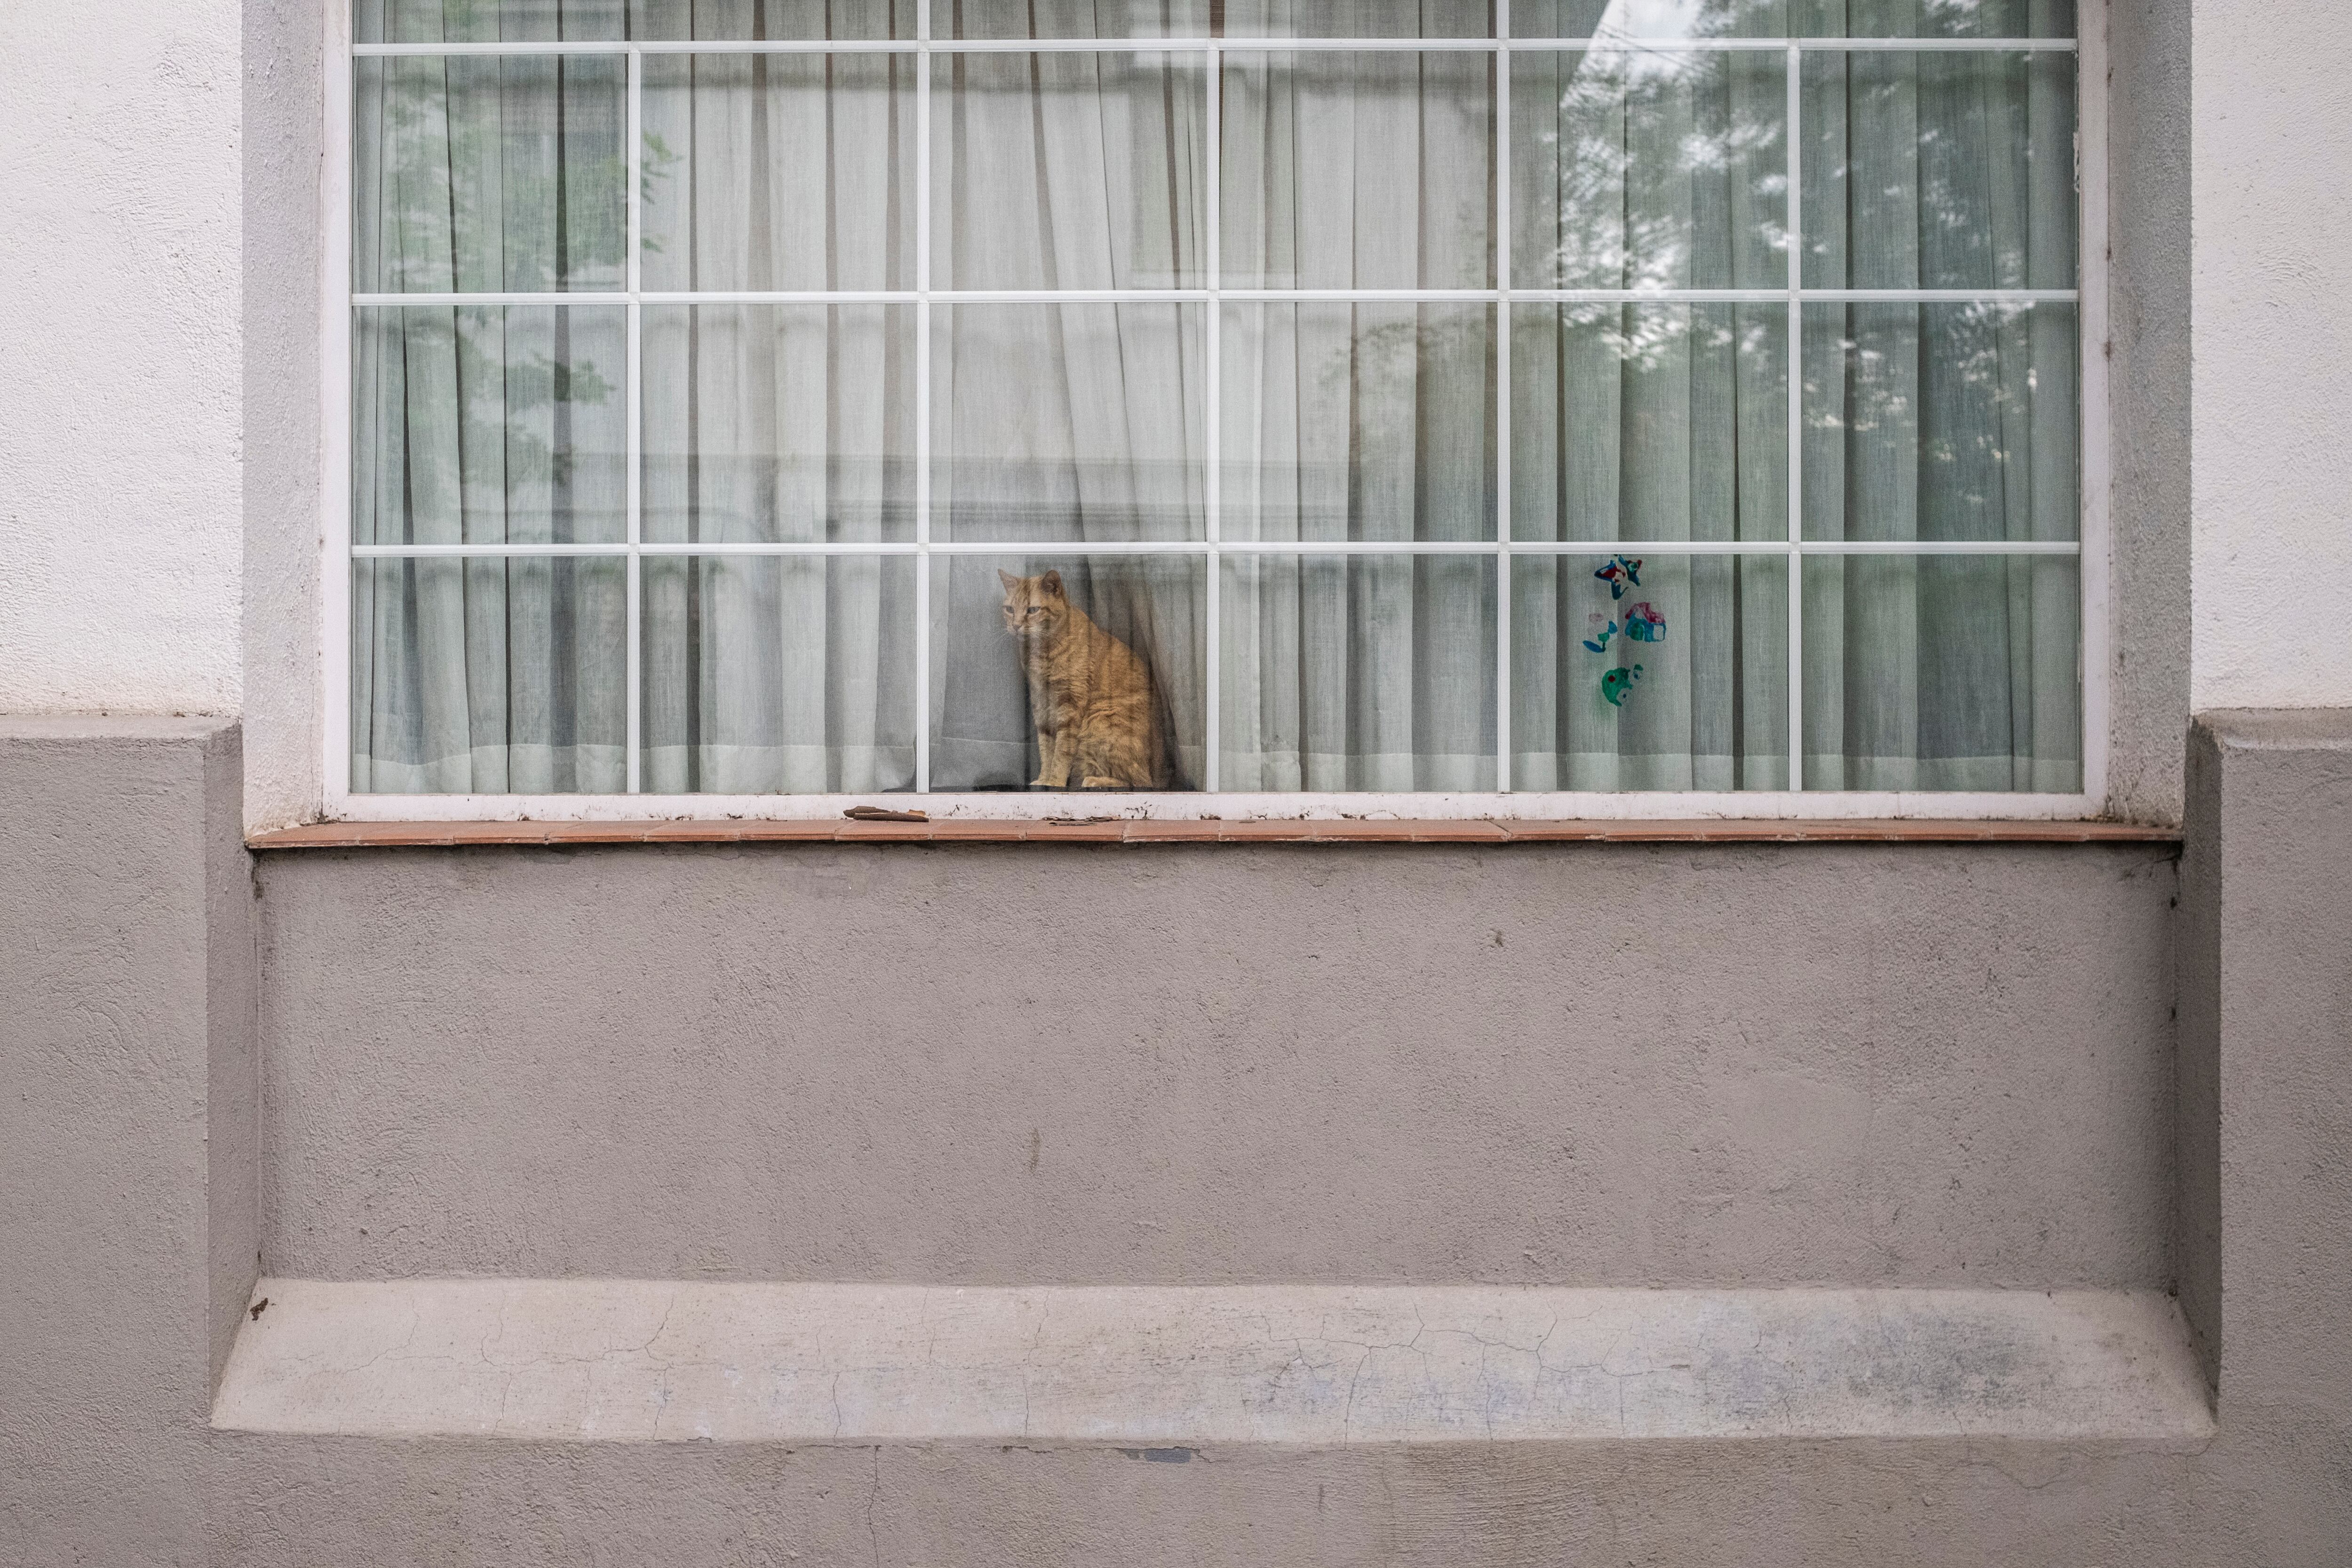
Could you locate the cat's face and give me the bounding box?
[999,570,1070,636]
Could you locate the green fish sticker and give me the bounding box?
[1602,665,1645,706]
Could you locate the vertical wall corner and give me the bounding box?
[204,723,261,1397]
[2176,717,2223,1391]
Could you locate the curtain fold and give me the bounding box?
[1217,21,1499,791]
[1508,36,1790,790]
[352,2,629,793]
[636,3,921,793]
[1800,0,2080,791]
[928,21,1211,789]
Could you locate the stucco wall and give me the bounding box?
[0,719,256,1568]
[0,0,2229,824]
[2190,2,2352,711]
[243,0,326,832]
[2175,711,2352,1563]
[2104,0,2194,822]
[13,716,2352,1563]
[0,4,244,718]
[16,0,2352,815]
[258,841,2179,1288]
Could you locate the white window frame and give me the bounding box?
[318,0,2109,824]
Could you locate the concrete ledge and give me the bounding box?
[214,1281,2211,1448]
[250,817,2182,848]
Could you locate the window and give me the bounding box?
[335,0,2093,817]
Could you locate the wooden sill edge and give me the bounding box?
[247,818,2182,850]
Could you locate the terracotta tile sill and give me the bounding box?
[247,818,2181,850]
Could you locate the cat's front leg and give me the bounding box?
[1032,726,1073,788]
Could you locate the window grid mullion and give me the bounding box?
[626,42,643,795]
[1204,34,1222,795]
[1495,0,1512,793]
[354,289,2079,305]
[914,11,933,794]
[350,37,2082,56]
[348,541,2085,557]
[1787,40,1805,792]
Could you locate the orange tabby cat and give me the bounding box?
[999,569,1172,790]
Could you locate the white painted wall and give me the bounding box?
[2192,0,2352,712]
[0,3,244,717]
[4,0,2346,816]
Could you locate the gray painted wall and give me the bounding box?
[0,718,254,1568]
[2177,711,2352,1563]
[257,840,2178,1289]
[11,716,2352,1563]
[2178,721,2224,1383]
[205,1433,2208,1568]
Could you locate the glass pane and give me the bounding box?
[1514,0,1770,37]
[351,556,628,792]
[640,554,918,792]
[643,305,917,544]
[642,53,915,293]
[933,0,1210,38]
[629,0,917,40]
[931,554,1207,791]
[1220,554,1496,791]
[359,0,629,43]
[1511,551,1787,790]
[1222,1,1494,36]
[1511,49,1787,291]
[1222,304,1496,542]
[932,51,1207,291]
[1803,0,2074,40]
[1803,553,2079,792]
[933,305,1206,542]
[1510,1,2072,38]
[356,56,626,293]
[1802,50,2075,291]
[354,306,629,546]
[1512,303,1788,543]
[1801,301,2077,542]
[1221,51,1494,289]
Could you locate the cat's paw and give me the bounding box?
[1080,776,1124,789]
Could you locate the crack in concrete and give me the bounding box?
[864,1446,882,1568]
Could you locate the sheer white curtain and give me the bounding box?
[351,0,2079,797]
[1218,15,1500,791]
[1799,0,2080,792]
[1509,32,1790,790]
[927,18,1211,789]
[352,1,630,792]
[636,1,921,793]
[1506,0,2076,792]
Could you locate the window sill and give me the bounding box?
[247,818,2180,850]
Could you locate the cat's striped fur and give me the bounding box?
[999,570,1174,790]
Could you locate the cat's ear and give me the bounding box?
[1040,569,1065,597]
[998,570,1020,594]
